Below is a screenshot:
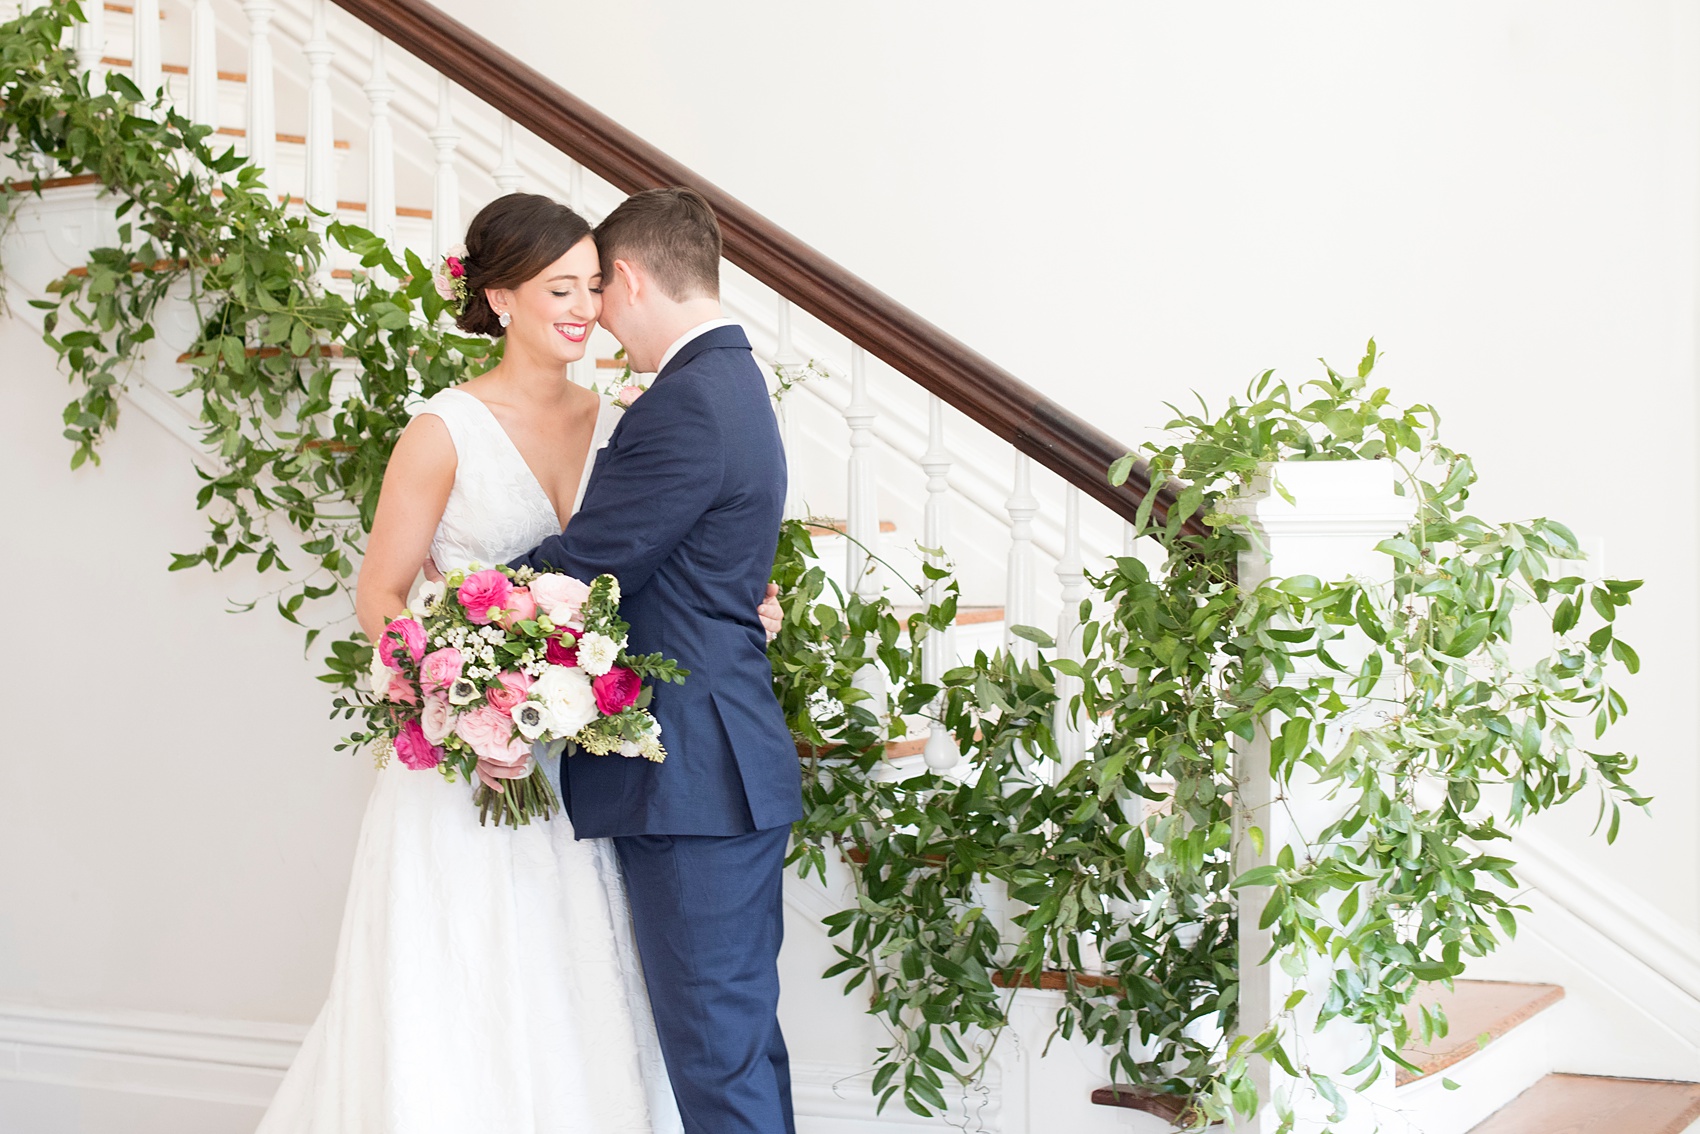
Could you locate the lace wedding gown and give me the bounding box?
[258,387,682,1134]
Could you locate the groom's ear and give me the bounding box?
[611,258,642,304]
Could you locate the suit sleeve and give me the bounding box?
[509,382,724,594]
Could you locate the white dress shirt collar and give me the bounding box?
[655,318,738,377]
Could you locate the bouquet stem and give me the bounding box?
[473,763,560,828]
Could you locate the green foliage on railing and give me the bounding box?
[1,5,1647,1129]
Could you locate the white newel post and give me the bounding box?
[1225,461,1413,1134]
[242,0,277,179]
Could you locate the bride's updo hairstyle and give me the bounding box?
[454,193,592,337]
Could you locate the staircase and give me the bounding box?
[3,2,1699,1133]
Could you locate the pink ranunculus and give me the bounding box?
[394,718,442,770]
[498,587,538,630]
[386,677,420,706]
[592,666,642,716]
[616,384,646,407]
[485,671,535,716]
[418,647,464,695]
[378,617,426,670]
[420,694,458,745]
[446,255,465,280]
[529,574,591,621]
[545,636,579,667]
[453,704,526,764]
[458,569,514,625]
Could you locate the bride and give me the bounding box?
[258,192,780,1133]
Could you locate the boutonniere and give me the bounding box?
[611,383,647,410]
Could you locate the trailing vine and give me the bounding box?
[2,5,1647,1130]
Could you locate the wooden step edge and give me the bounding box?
[61,255,189,278]
[208,187,430,219]
[994,969,1122,993]
[6,173,102,193]
[1397,980,1565,1087]
[1091,1085,1219,1125]
[801,518,899,536]
[892,604,1006,628]
[596,357,628,370]
[175,344,346,363]
[1468,1073,1700,1134]
[215,126,351,150]
[99,56,246,82]
[104,3,167,17]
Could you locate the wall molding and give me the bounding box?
[0,1002,996,1130]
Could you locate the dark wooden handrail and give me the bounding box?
[329,0,1198,535]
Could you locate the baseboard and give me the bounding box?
[0,1003,994,1131]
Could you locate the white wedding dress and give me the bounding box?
[258,387,682,1134]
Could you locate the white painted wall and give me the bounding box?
[4,0,1700,1126]
[424,0,1700,927]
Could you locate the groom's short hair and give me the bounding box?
[595,187,722,302]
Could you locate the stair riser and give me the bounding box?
[1397,1000,1560,1134]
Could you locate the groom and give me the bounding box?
[509,187,802,1134]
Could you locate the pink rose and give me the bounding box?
[457,569,514,624]
[378,617,425,670]
[546,636,579,667]
[394,719,442,770]
[498,587,538,630]
[592,666,642,715]
[485,671,535,716]
[529,574,591,625]
[616,384,645,407]
[454,704,530,764]
[447,255,465,279]
[418,647,464,695]
[385,677,420,705]
[420,694,458,745]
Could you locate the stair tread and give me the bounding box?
[1469,1074,1700,1134]
[891,603,1006,627]
[99,55,245,82]
[1399,979,1564,1086]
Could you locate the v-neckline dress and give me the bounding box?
[254,386,680,1134]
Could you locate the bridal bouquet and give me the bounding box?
[358,565,686,828]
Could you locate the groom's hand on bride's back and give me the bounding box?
[758,582,782,642]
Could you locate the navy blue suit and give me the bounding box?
[511,324,801,1134]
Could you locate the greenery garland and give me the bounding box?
[1,5,1647,1129]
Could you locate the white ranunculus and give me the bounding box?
[368,648,396,700]
[530,664,599,736]
[513,700,551,741]
[577,631,618,677]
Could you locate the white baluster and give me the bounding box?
[242,0,277,178]
[131,0,161,102]
[845,346,880,600]
[1053,486,1087,772]
[72,0,104,93]
[187,0,219,128]
[921,395,959,773]
[773,299,806,520]
[493,117,523,194]
[567,160,584,213]
[429,75,461,259]
[1123,520,1137,558]
[1004,453,1039,664]
[362,33,396,246]
[302,0,335,260]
